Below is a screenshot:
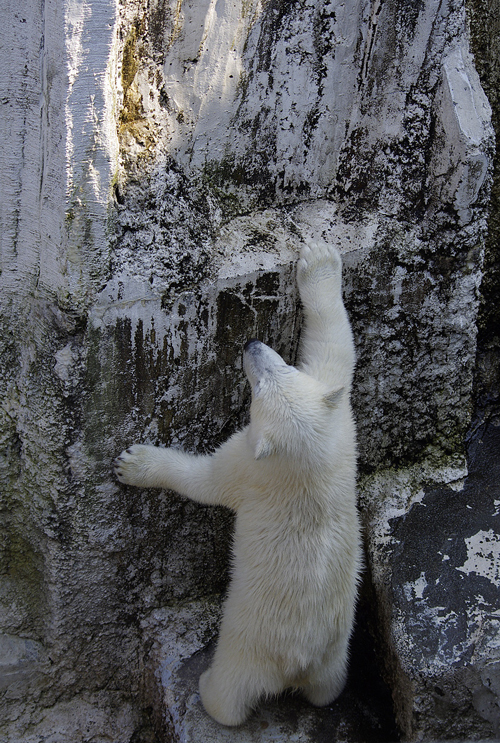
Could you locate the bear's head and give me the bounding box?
[243,339,344,462]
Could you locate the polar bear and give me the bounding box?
[114,239,361,726]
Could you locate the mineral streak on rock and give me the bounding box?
[0,0,497,740]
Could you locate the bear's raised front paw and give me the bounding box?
[297,238,342,289]
[114,444,150,486]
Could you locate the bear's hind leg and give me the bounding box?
[200,661,275,727]
[301,638,349,707]
[199,666,253,726]
[199,640,283,726]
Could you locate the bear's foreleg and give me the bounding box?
[296,238,343,315]
[296,239,355,389]
[114,444,224,506]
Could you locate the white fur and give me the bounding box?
[115,239,362,726]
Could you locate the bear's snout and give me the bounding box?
[244,338,261,352]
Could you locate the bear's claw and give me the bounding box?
[113,445,144,484]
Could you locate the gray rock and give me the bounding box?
[141,598,399,743]
[362,421,500,739]
[0,0,498,740]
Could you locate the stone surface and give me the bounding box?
[0,0,497,740]
[141,597,399,743]
[362,421,500,740]
[468,0,500,420]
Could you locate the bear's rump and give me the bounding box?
[224,500,359,681]
[221,570,353,678]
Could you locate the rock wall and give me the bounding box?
[0,0,497,741]
[468,0,500,418]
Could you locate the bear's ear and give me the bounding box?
[323,386,345,409]
[254,435,275,460]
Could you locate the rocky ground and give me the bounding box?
[147,601,400,743]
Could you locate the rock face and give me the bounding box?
[0,0,498,741]
[469,0,500,420]
[362,421,500,741]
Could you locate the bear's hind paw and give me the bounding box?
[199,670,252,726]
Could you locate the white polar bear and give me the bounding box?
[114,240,362,726]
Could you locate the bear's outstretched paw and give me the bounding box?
[114,444,152,486]
[297,238,342,290]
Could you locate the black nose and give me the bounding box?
[244,338,260,351]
